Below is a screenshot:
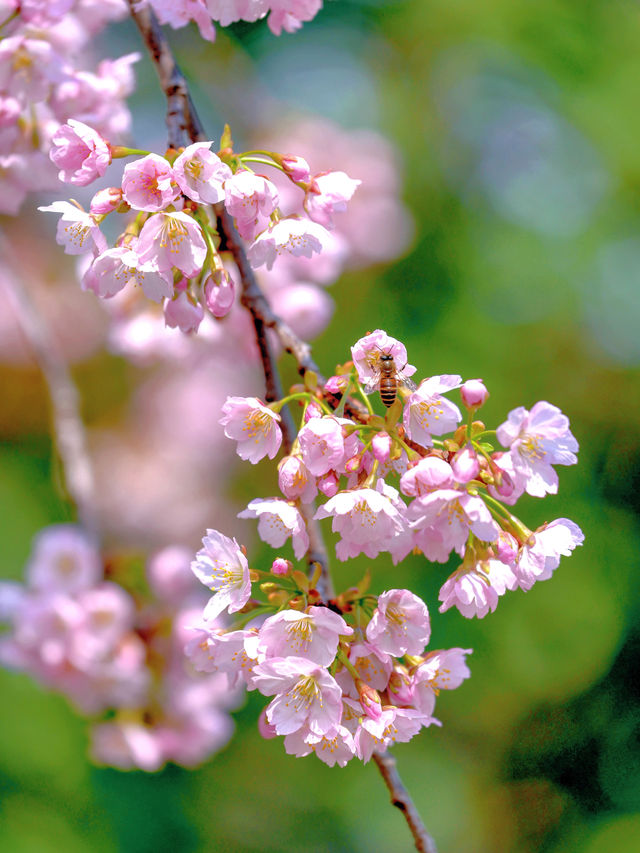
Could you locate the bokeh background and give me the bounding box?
[2,0,640,850]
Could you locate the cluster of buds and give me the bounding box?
[0,0,137,213]
[40,120,360,334]
[0,525,241,770]
[220,329,584,619]
[186,529,471,766]
[184,329,584,765]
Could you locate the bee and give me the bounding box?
[363,349,417,408]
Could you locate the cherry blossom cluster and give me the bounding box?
[40,120,360,334]
[140,0,323,41]
[0,525,241,770]
[185,528,471,766]
[220,329,585,620]
[0,0,138,213]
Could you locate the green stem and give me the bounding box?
[240,156,281,170]
[336,648,360,681]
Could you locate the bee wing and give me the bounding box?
[399,374,418,392]
[363,376,381,395]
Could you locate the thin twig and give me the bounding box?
[127,0,330,590]
[373,751,438,853]
[0,230,99,541]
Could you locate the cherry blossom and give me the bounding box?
[438,559,518,619]
[135,210,207,276]
[297,416,345,477]
[49,119,112,186]
[190,528,252,620]
[255,607,352,666]
[351,329,416,388]
[82,246,173,301]
[277,454,318,503]
[39,201,107,255]
[224,170,279,241]
[25,524,102,593]
[460,378,489,410]
[173,141,232,203]
[403,375,462,446]
[366,589,431,657]
[247,218,329,270]
[304,170,361,228]
[252,656,343,737]
[121,153,179,212]
[220,396,282,463]
[283,725,355,767]
[238,497,309,559]
[515,518,584,590]
[497,402,579,497]
[164,289,205,333]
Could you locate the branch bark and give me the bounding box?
[373,751,438,853]
[0,230,99,542]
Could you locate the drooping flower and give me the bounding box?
[219,397,282,463]
[223,170,279,241]
[297,416,345,477]
[438,559,518,619]
[49,119,112,187]
[515,518,584,590]
[190,529,252,621]
[238,498,309,559]
[304,170,361,228]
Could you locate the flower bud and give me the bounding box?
[204,268,235,318]
[496,531,519,564]
[356,679,383,722]
[164,289,204,333]
[451,445,480,483]
[324,375,348,395]
[280,154,311,183]
[461,379,489,410]
[271,558,292,577]
[317,471,339,498]
[371,432,392,464]
[90,186,123,214]
[387,668,413,706]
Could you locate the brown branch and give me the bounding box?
[0,230,99,542]
[126,0,330,587]
[373,751,438,853]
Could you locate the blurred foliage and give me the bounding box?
[2,0,640,851]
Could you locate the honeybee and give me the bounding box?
[363,349,417,408]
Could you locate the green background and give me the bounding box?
[2,1,640,850]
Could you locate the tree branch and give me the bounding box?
[126,0,331,593]
[373,751,438,853]
[0,230,99,542]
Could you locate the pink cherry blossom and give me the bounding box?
[408,489,500,562]
[255,606,352,666]
[135,211,207,277]
[25,525,101,594]
[223,170,279,240]
[82,246,173,301]
[403,375,462,447]
[247,218,329,271]
[304,170,361,228]
[314,479,409,561]
[277,455,318,503]
[146,546,199,602]
[366,589,431,657]
[438,558,518,619]
[238,497,309,559]
[352,705,435,763]
[90,186,123,214]
[121,153,179,212]
[39,201,107,255]
[164,290,205,333]
[418,648,472,691]
[185,627,257,688]
[173,141,231,203]
[283,725,356,767]
[219,396,282,463]
[91,721,164,771]
[252,656,343,737]
[49,119,112,187]
[371,432,392,464]
[144,0,217,41]
[515,518,584,591]
[267,0,323,35]
[297,416,345,477]
[497,402,579,497]
[351,329,416,388]
[206,0,267,28]
[190,528,252,621]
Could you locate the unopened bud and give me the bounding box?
[356,679,383,721]
[451,445,480,483]
[371,432,392,464]
[204,268,235,318]
[461,379,489,410]
[270,558,291,577]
